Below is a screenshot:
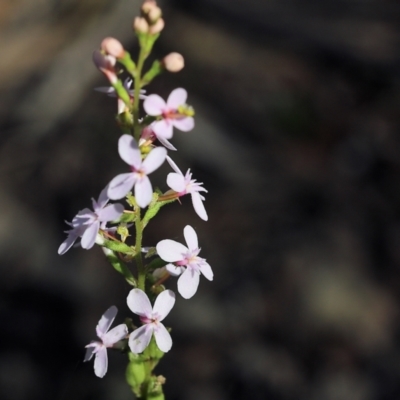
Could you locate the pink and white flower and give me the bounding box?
[127,289,175,353]
[156,225,213,299]
[166,156,208,221]
[107,134,167,207]
[143,88,194,141]
[58,186,124,254]
[84,306,128,378]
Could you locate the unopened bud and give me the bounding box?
[141,1,158,14]
[163,52,184,72]
[92,50,118,84]
[134,16,149,34]
[101,37,125,59]
[149,18,164,34]
[148,6,162,23]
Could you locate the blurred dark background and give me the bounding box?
[1,0,400,399]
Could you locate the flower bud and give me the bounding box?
[141,1,158,14]
[134,16,149,34]
[101,37,125,59]
[148,6,162,23]
[92,50,117,84]
[162,52,184,72]
[149,18,164,34]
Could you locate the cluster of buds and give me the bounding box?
[134,0,164,35]
[58,1,213,398]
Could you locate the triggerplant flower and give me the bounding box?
[107,134,167,207]
[127,289,175,353]
[58,186,124,254]
[143,88,194,140]
[166,156,208,221]
[156,225,213,299]
[84,306,128,378]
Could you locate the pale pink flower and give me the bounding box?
[156,225,213,299]
[84,306,128,378]
[140,124,177,151]
[166,156,208,221]
[107,134,167,207]
[127,289,175,353]
[143,88,194,140]
[58,186,124,254]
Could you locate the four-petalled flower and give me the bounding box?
[107,134,167,207]
[84,306,128,378]
[156,225,213,299]
[143,88,194,142]
[127,288,175,353]
[58,186,124,254]
[166,156,208,221]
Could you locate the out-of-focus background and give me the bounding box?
[1,0,400,399]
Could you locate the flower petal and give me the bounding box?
[135,176,153,208]
[153,290,175,320]
[191,192,208,221]
[58,232,78,255]
[167,88,187,109]
[154,323,172,352]
[142,147,167,175]
[103,324,128,347]
[178,268,200,299]
[98,203,124,222]
[107,173,136,200]
[153,120,173,139]
[199,262,213,281]
[166,156,183,175]
[143,94,166,116]
[96,186,110,210]
[173,116,194,132]
[157,136,177,151]
[127,288,153,316]
[96,306,118,337]
[129,325,153,354]
[84,343,97,362]
[94,347,108,378]
[118,134,141,169]
[156,239,188,262]
[183,225,198,250]
[81,221,100,249]
[167,172,185,192]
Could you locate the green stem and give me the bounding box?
[135,205,145,291]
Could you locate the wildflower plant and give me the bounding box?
[58,2,213,399]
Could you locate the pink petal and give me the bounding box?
[96,306,117,337]
[127,289,153,316]
[153,290,175,320]
[96,186,110,210]
[98,203,124,222]
[142,147,167,174]
[153,120,173,139]
[143,94,166,116]
[103,324,128,347]
[107,173,136,200]
[191,192,208,221]
[166,156,183,175]
[118,134,141,169]
[167,173,185,192]
[184,225,198,250]
[81,221,100,249]
[154,323,172,352]
[94,347,108,378]
[167,88,187,109]
[84,344,97,362]
[178,268,200,299]
[134,176,153,208]
[157,136,177,151]
[129,325,153,354]
[156,239,188,262]
[173,116,194,132]
[200,262,213,281]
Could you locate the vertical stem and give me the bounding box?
[135,205,145,291]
